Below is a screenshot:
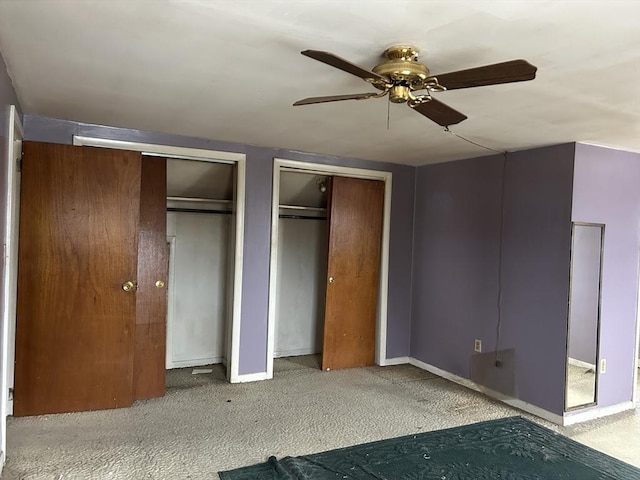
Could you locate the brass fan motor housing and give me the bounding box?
[372,45,433,96]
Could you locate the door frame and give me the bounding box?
[72,136,246,382]
[266,158,392,378]
[165,235,176,369]
[1,105,22,462]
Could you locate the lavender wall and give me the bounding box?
[22,114,415,375]
[411,154,504,376]
[412,144,575,415]
[500,144,575,414]
[572,143,640,409]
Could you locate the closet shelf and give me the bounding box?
[279,204,326,212]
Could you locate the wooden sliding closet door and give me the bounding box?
[322,176,384,371]
[14,142,168,416]
[133,156,167,400]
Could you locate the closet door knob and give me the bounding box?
[329,276,335,284]
[122,281,136,292]
[155,280,165,288]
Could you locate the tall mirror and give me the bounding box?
[565,223,604,411]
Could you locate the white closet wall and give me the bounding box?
[166,211,230,368]
[275,217,328,357]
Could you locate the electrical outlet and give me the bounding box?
[474,339,482,353]
[600,358,606,374]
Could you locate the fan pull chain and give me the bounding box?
[386,96,391,130]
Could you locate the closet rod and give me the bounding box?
[167,196,232,203]
[167,207,231,215]
[279,214,327,221]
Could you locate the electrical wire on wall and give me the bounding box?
[442,126,508,368]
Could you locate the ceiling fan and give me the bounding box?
[293,45,537,127]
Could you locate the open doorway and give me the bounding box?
[273,172,329,364]
[267,158,392,379]
[165,159,235,371]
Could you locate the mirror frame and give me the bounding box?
[564,222,605,412]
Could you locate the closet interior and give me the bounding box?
[165,158,235,370]
[274,171,329,361]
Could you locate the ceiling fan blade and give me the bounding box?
[301,50,386,82]
[411,98,467,126]
[435,60,537,90]
[293,92,381,106]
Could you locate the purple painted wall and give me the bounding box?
[412,144,575,415]
[22,114,416,375]
[410,154,504,376]
[500,144,575,415]
[571,143,640,409]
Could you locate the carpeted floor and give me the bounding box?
[3,356,639,479]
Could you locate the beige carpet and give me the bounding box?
[3,356,639,479]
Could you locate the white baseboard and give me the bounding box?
[502,397,565,425]
[166,356,224,369]
[231,371,269,383]
[408,357,565,425]
[563,401,635,425]
[380,356,410,366]
[568,357,596,370]
[409,357,482,390]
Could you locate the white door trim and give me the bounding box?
[165,236,176,369]
[267,158,392,379]
[1,105,23,465]
[72,136,246,383]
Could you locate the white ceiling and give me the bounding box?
[1,0,639,166]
